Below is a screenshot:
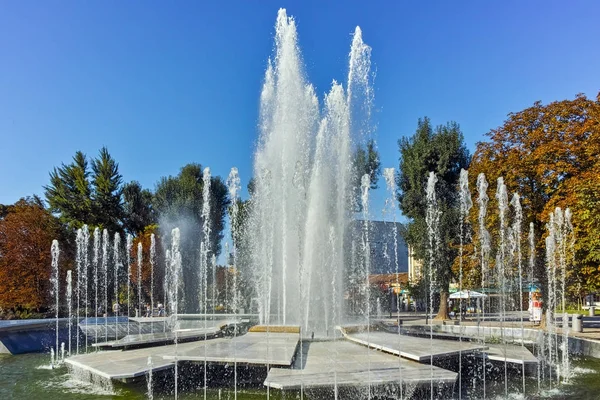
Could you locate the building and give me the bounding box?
[353,220,409,274]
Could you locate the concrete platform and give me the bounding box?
[92,326,223,350]
[164,331,300,366]
[345,330,488,362]
[484,344,539,365]
[65,340,208,381]
[264,340,457,390]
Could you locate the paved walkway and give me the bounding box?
[264,340,457,390]
[380,314,600,343]
[65,340,206,380]
[165,331,299,366]
[345,330,487,362]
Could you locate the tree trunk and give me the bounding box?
[434,290,451,320]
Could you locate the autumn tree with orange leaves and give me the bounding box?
[0,198,71,314]
[468,92,600,306]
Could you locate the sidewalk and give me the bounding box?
[381,313,600,343]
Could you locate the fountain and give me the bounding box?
[113,232,121,336]
[102,229,109,342]
[9,8,598,400]
[247,8,372,333]
[66,269,72,356]
[93,227,100,346]
[126,233,133,334]
[50,239,60,361]
[138,241,143,329]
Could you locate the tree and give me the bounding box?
[91,147,123,231]
[45,147,124,230]
[153,163,231,312]
[397,117,470,319]
[0,198,67,312]
[469,92,600,304]
[352,139,381,210]
[122,181,156,234]
[45,151,93,228]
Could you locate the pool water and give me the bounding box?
[1,352,600,399]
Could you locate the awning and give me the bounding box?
[449,290,488,299]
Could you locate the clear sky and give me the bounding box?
[1,1,599,219]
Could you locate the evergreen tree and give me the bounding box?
[91,147,123,231]
[44,151,93,228]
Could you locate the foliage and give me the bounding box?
[153,163,230,312]
[352,139,381,210]
[0,198,69,312]
[396,117,470,319]
[45,147,124,230]
[45,151,93,228]
[91,147,123,231]
[122,181,156,234]
[469,92,600,302]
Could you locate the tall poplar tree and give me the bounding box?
[397,117,470,319]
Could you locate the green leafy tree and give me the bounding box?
[397,117,470,319]
[122,181,156,234]
[352,139,381,211]
[154,163,230,312]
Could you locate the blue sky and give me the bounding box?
[1,1,599,221]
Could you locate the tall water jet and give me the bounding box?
[150,233,156,331]
[113,233,121,337]
[476,173,490,397]
[227,167,241,400]
[102,229,109,342]
[425,171,440,400]
[75,229,84,354]
[137,242,143,334]
[546,207,575,382]
[66,270,72,356]
[200,167,212,400]
[458,168,472,398]
[126,234,133,335]
[511,193,525,394]
[495,177,509,396]
[248,9,372,332]
[562,208,575,381]
[164,249,170,333]
[360,173,372,399]
[93,227,100,346]
[83,226,90,351]
[50,240,60,361]
[384,167,403,398]
[545,211,557,385]
[168,228,182,400]
[528,222,541,392]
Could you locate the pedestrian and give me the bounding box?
[112,302,120,316]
